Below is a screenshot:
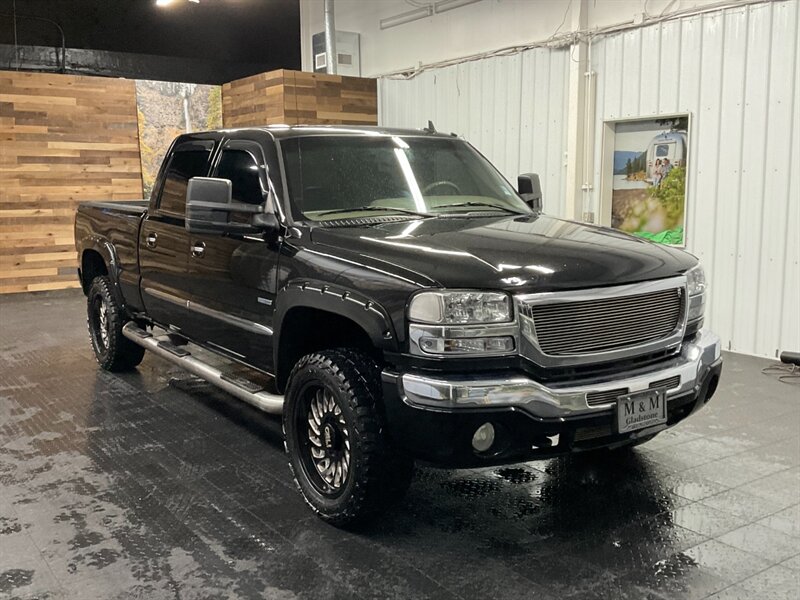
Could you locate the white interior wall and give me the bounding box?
[589,0,799,357]
[307,0,800,359]
[379,47,570,215]
[299,0,720,77]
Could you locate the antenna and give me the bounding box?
[423,120,437,134]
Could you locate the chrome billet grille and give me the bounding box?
[586,387,628,406]
[650,375,681,390]
[585,374,682,408]
[520,287,684,356]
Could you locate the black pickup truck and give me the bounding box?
[75,125,722,525]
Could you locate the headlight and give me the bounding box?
[408,290,512,324]
[686,264,706,296]
[686,264,706,322]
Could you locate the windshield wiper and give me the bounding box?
[435,201,523,215]
[316,205,434,218]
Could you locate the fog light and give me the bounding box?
[472,422,495,453]
[419,335,515,354]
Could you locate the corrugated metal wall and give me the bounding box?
[379,47,571,216]
[590,0,799,357]
[378,0,799,358]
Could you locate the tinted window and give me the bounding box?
[281,136,528,221]
[157,149,210,215]
[214,148,264,205]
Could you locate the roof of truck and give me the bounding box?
[221,124,458,139]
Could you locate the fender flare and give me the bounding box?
[80,235,121,282]
[79,236,125,306]
[273,280,399,355]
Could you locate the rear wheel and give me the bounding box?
[87,276,145,372]
[283,349,413,526]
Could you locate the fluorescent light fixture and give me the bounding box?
[156,0,200,6]
[435,0,483,14]
[380,6,433,30]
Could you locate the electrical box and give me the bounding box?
[312,31,361,77]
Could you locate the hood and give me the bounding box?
[309,214,696,293]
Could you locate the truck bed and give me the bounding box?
[80,199,149,215]
[74,199,149,308]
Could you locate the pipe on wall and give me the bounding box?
[324,0,337,74]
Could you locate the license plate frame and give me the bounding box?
[616,388,667,434]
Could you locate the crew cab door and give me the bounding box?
[139,140,214,332]
[185,140,280,371]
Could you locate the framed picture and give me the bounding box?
[599,114,690,246]
[135,80,223,198]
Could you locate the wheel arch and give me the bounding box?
[79,238,120,294]
[274,283,399,391]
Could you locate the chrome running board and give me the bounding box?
[122,323,283,414]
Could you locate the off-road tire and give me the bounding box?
[87,276,145,372]
[283,349,414,526]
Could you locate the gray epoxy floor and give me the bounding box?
[0,290,798,600]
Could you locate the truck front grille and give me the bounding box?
[584,376,682,407]
[649,374,681,390]
[586,387,628,406]
[519,287,684,356]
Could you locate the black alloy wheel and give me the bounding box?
[283,349,414,526]
[300,385,352,496]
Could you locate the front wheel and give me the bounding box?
[283,349,413,526]
[87,276,145,372]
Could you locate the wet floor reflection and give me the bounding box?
[1,292,798,599]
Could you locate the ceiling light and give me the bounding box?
[156,0,200,6]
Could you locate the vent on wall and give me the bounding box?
[311,30,360,76]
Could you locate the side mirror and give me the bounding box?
[518,173,543,213]
[186,177,278,234]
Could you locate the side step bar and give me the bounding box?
[122,323,283,414]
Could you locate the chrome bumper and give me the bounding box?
[400,329,721,419]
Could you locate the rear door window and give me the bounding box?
[157,146,212,216]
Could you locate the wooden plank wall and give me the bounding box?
[0,70,143,294]
[222,69,377,128]
[0,68,374,294]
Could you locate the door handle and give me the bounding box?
[145,232,158,248]
[190,241,206,258]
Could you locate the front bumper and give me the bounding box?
[381,330,722,466]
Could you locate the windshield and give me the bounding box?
[281,135,531,221]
